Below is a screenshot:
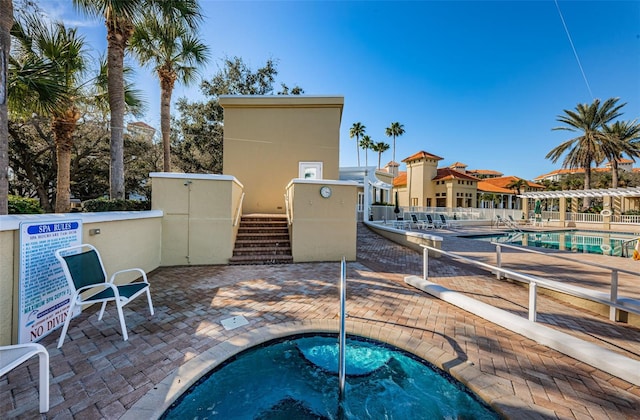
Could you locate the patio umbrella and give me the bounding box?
[394,191,400,216]
[534,200,542,223]
[534,200,542,215]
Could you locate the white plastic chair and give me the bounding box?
[55,244,154,348]
[0,343,49,413]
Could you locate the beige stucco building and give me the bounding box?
[392,151,544,209]
[220,95,344,214]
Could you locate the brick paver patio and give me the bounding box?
[2,224,640,419]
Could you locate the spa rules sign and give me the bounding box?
[19,220,82,343]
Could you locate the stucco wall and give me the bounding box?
[287,180,358,262]
[151,173,243,265]
[0,211,162,345]
[221,96,344,214]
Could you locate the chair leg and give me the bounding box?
[37,347,49,413]
[57,304,76,348]
[98,301,108,321]
[115,300,129,341]
[145,289,155,316]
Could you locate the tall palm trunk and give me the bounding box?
[583,167,591,209]
[0,0,12,215]
[52,108,80,213]
[159,66,177,172]
[106,17,134,199]
[611,159,619,188]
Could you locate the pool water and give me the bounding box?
[465,230,639,257]
[161,335,499,419]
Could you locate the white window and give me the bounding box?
[299,162,323,179]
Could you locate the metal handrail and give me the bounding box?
[338,258,347,400]
[233,192,245,227]
[420,245,640,323]
[493,241,640,277]
[619,236,640,258]
[284,192,292,226]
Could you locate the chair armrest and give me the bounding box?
[110,268,148,284]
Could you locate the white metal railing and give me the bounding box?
[493,242,640,320]
[233,192,245,226]
[614,214,640,224]
[420,245,640,323]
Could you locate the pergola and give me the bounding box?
[519,187,640,200]
[518,187,640,219]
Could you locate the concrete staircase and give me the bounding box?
[229,215,293,265]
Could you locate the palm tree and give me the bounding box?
[10,13,83,213]
[19,17,88,213]
[0,0,13,214]
[506,178,528,195]
[349,122,365,166]
[73,0,202,199]
[385,121,405,176]
[371,141,390,170]
[601,120,640,188]
[131,6,209,172]
[359,135,373,167]
[546,98,624,209]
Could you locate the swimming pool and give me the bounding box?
[161,334,499,419]
[465,230,639,256]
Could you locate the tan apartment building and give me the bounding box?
[391,151,543,209]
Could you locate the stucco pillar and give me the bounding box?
[559,197,567,226]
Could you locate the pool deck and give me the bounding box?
[2,223,640,419]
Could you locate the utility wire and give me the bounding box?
[554,0,594,99]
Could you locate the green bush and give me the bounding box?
[8,195,44,214]
[82,198,150,212]
[623,209,640,216]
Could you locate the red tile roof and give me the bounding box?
[393,171,407,187]
[481,176,544,190]
[402,151,444,163]
[433,168,480,181]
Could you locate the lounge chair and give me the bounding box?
[54,244,155,348]
[411,214,432,230]
[0,343,49,412]
[426,214,441,229]
[439,214,459,228]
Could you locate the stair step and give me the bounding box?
[236,240,291,249]
[236,232,290,239]
[228,254,293,265]
[233,248,292,257]
[232,213,292,265]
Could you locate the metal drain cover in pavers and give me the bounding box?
[221,315,249,330]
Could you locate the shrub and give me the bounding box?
[82,198,151,212]
[8,195,44,214]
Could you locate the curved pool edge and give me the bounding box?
[122,319,547,419]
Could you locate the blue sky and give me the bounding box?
[39,0,640,180]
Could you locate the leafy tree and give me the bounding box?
[130,4,209,172]
[172,57,303,174]
[371,141,390,169]
[8,106,158,211]
[385,121,405,174]
[601,119,640,188]
[0,0,12,214]
[546,98,625,209]
[349,122,365,167]
[73,0,202,199]
[360,135,373,167]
